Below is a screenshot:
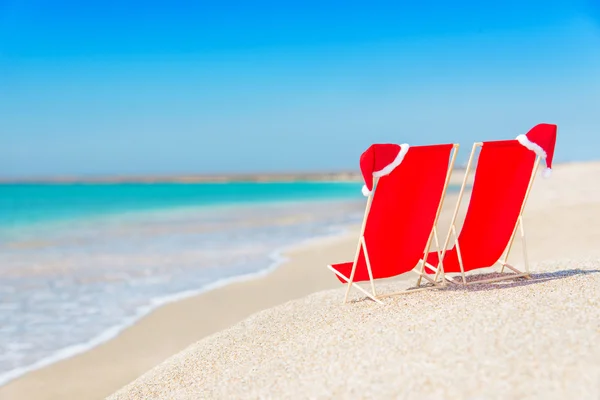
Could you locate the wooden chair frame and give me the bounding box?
[424,142,540,286]
[327,144,459,303]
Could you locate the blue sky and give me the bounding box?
[1,1,599,177]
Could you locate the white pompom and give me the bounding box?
[542,168,552,178]
[361,185,372,197]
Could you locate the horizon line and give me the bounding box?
[0,170,367,184]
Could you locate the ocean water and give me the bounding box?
[0,182,366,385]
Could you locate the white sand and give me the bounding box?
[109,260,600,399]
[108,161,600,399]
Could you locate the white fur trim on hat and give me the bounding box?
[372,143,410,178]
[516,134,547,159]
[516,134,551,178]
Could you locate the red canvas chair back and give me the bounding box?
[332,144,454,283]
[428,140,536,273]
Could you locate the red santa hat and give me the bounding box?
[515,123,557,178]
[359,143,410,196]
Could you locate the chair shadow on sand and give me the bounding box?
[350,268,600,303]
[414,267,600,293]
[441,268,600,291]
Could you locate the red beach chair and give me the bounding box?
[424,123,558,285]
[328,142,459,303]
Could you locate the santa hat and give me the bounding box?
[515,123,557,178]
[359,143,410,196]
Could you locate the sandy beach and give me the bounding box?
[2,161,600,399]
[110,260,600,400]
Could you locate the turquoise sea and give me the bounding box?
[0,182,365,385]
[0,182,365,230]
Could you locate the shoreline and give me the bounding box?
[0,225,357,388]
[0,223,369,399]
